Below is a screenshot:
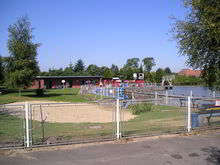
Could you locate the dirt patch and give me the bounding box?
[7,101,135,123]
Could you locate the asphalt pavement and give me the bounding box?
[1,130,220,165]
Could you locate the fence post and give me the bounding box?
[165,90,168,105]
[155,91,158,105]
[80,86,82,95]
[187,97,191,132]
[213,91,216,100]
[116,99,121,139]
[101,87,103,100]
[25,102,30,148]
[132,92,134,103]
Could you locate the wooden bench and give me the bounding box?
[198,106,220,126]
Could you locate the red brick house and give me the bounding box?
[32,76,102,89]
[179,69,201,77]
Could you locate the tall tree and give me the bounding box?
[74,59,85,72]
[110,64,119,77]
[64,62,74,75]
[155,68,164,83]
[164,67,172,75]
[171,0,220,88]
[142,57,155,72]
[0,55,4,85]
[86,64,100,76]
[126,58,140,69]
[103,68,113,78]
[6,16,40,92]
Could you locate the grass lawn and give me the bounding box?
[123,105,187,136]
[0,88,100,104]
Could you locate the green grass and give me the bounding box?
[0,113,114,146]
[0,88,99,104]
[0,113,24,145]
[123,105,186,136]
[128,103,180,115]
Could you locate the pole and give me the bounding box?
[187,97,191,132]
[190,90,193,98]
[25,102,30,148]
[165,90,168,105]
[101,87,103,100]
[116,99,120,139]
[213,91,216,100]
[155,91,158,105]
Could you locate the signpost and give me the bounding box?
[118,83,124,100]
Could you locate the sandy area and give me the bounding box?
[7,101,135,123]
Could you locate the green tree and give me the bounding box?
[126,58,140,69]
[121,58,140,80]
[0,55,4,85]
[145,72,155,82]
[6,16,40,93]
[142,57,155,72]
[64,62,74,75]
[164,67,172,75]
[110,64,119,77]
[74,59,85,72]
[155,68,164,83]
[139,63,144,73]
[171,0,220,88]
[86,64,100,76]
[103,68,113,78]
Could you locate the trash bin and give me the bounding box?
[191,113,199,128]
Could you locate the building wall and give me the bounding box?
[179,69,201,77]
[31,77,101,89]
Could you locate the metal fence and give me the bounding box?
[80,85,123,100]
[189,97,220,130]
[119,98,188,137]
[1,95,220,149]
[30,102,116,146]
[0,104,25,148]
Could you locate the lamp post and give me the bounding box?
[61,80,65,90]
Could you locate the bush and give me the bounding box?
[128,103,154,115]
[35,89,44,96]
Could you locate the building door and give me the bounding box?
[49,80,52,88]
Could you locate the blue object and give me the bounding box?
[191,113,199,128]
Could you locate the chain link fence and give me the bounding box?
[0,104,25,148]
[30,102,116,146]
[1,92,220,149]
[119,98,187,137]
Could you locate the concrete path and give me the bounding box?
[1,130,220,165]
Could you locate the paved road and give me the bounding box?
[1,131,220,165]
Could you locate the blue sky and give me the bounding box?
[1,0,188,72]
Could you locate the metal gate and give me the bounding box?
[0,104,25,148]
[120,98,188,137]
[30,102,116,146]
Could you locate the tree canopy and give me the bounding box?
[142,57,155,72]
[74,59,85,73]
[171,0,220,88]
[0,55,4,85]
[6,16,40,89]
